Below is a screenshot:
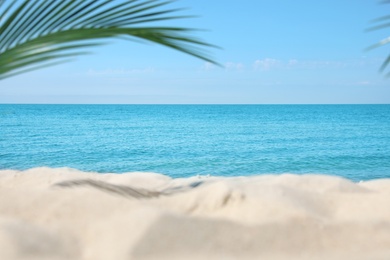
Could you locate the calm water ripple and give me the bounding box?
[1,104,390,181]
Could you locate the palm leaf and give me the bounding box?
[366,1,390,76]
[0,0,219,80]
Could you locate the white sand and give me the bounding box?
[1,167,390,260]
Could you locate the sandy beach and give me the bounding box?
[0,167,390,260]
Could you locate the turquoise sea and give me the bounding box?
[1,104,390,181]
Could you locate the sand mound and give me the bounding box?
[1,167,390,260]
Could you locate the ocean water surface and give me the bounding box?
[1,104,390,181]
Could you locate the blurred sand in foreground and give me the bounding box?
[0,167,390,260]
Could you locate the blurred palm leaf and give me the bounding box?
[0,0,218,80]
[366,1,390,76]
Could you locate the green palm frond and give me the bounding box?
[0,0,219,80]
[366,2,390,77]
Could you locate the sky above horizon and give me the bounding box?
[1,0,389,104]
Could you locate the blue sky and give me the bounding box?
[1,0,389,104]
